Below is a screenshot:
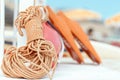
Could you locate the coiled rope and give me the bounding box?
[2,6,57,80]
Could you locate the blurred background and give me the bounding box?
[3,0,120,48]
[1,0,120,77]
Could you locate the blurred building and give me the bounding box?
[63,9,112,42]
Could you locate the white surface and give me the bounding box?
[91,41,120,59]
[0,58,120,80]
[54,58,120,80]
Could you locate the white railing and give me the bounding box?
[13,0,19,46]
[0,0,5,64]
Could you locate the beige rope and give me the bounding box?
[2,6,57,80]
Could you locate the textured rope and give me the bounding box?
[2,6,57,80]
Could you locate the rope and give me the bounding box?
[2,6,57,80]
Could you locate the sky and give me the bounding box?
[47,0,120,19]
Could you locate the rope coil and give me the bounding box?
[2,6,57,80]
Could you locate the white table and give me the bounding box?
[53,58,120,80]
